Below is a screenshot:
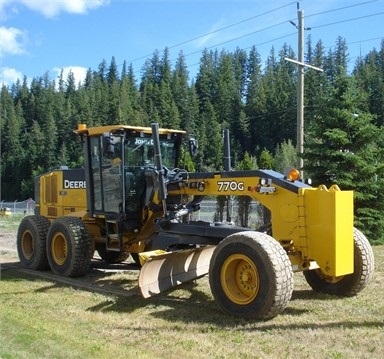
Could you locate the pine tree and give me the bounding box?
[258,148,274,169]
[236,152,257,227]
[107,57,121,122]
[195,49,216,105]
[257,148,274,228]
[172,51,190,130]
[304,38,327,129]
[214,51,236,129]
[274,139,297,173]
[94,60,111,124]
[0,89,26,199]
[229,49,249,160]
[303,72,384,241]
[120,62,141,125]
[274,44,297,146]
[245,46,266,156]
[1,39,384,211]
[182,84,199,136]
[195,49,221,169]
[198,101,222,170]
[253,46,291,154]
[353,41,384,127]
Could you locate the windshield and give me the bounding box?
[124,136,177,168]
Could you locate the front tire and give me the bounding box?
[17,215,51,270]
[46,217,93,277]
[303,228,374,296]
[209,231,294,320]
[96,245,130,264]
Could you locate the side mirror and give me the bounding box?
[188,138,198,157]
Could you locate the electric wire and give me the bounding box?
[348,37,383,45]
[128,1,298,63]
[304,0,378,19]
[186,7,384,63]
[181,8,384,71]
[182,23,293,58]
[168,1,297,49]
[126,1,383,78]
[129,0,382,66]
[311,11,384,30]
[183,32,297,63]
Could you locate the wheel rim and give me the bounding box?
[21,230,34,260]
[220,254,260,305]
[51,232,68,266]
[315,269,345,284]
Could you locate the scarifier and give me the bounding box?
[17,123,374,319]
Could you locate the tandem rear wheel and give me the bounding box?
[17,215,51,270]
[46,217,93,277]
[209,231,294,320]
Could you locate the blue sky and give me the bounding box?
[0,0,383,87]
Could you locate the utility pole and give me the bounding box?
[0,110,2,208]
[297,9,304,176]
[223,129,232,223]
[286,7,322,177]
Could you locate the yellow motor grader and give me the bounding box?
[17,123,374,320]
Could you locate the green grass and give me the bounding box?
[1,245,383,359]
[0,213,24,230]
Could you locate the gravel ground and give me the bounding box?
[0,229,18,263]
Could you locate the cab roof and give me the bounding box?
[74,124,186,137]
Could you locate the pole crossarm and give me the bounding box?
[283,57,323,72]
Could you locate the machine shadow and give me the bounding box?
[3,260,371,329]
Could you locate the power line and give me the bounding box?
[348,37,383,45]
[323,37,383,56]
[311,11,384,30]
[305,0,379,19]
[126,2,382,79]
[192,2,384,60]
[177,33,297,74]
[182,22,292,58]
[169,1,297,49]
[177,8,383,71]
[128,0,380,66]
[128,1,297,63]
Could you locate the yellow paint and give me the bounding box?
[302,185,354,276]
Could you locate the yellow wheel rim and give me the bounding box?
[316,269,345,284]
[51,232,68,265]
[21,230,34,260]
[220,254,260,305]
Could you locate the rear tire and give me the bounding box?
[17,215,51,270]
[209,231,294,320]
[46,217,93,277]
[303,228,374,296]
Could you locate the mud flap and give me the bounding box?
[139,246,216,298]
[303,185,354,277]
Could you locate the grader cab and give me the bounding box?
[17,123,374,320]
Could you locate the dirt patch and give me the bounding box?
[0,229,18,263]
[0,226,141,296]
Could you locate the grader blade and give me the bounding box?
[138,246,215,298]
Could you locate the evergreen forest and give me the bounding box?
[1,36,384,241]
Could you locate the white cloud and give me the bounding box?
[53,66,88,87]
[193,19,226,48]
[0,1,14,21]
[0,67,23,86]
[1,0,109,18]
[0,66,88,88]
[0,26,26,57]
